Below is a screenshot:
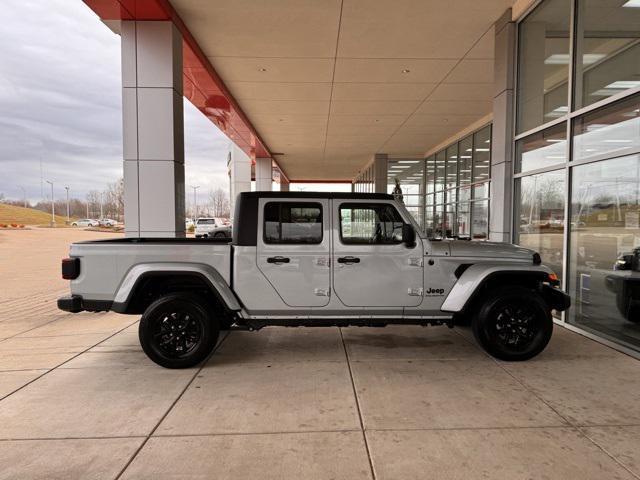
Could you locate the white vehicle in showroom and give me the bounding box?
[58,192,570,368]
[194,217,232,238]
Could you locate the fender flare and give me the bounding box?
[440,263,552,313]
[113,262,242,312]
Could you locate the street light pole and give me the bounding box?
[18,186,27,208]
[191,185,200,222]
[64,186,70,223]
[45,180,55,227]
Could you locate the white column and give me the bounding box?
[255,157,272,191]
[489,10,515,243]
[121,21,185,238]
[229,144,251,218]
[373,153,388,194]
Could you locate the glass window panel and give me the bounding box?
[516,0,571,134]
[387,159,424,196]
[424,206,435,238]
[573,94,640,163]
[446,188,458,204]
[444,205,456,238]
[457,202,471,238]
[425,156,435,194]
[568,154,640,349]
[459,186,471,203]
[515,170,565,278]
[446,144,458,189]
[458,135,473,184]
[516,122,567,173]
[425,194,434,206]
[435,191,444,205]
[264,202,323,244]
[471,200,489,240]
[340,203,404,245]
[473,125,491,182]
[434,204,445,238]
[574,1,640,110]
[435,151,446,191]
[473,182,490,200]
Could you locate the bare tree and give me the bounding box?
[208,188,230,218]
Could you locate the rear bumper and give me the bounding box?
[57,295,112,313]
[541,284,571,312]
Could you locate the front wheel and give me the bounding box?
[472,286,552,361]
[139,293,219,368]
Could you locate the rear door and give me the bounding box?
[256,198,331,307]
[332,200,424,308]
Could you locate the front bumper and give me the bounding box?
[541,284,571,312]
[57,295,112,313]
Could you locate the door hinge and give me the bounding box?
[408,287,424,296]
[408,257,423,267]
[314,288,330,297]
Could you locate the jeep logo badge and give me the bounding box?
[425,287,445,296]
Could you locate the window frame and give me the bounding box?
[262,201,324,245]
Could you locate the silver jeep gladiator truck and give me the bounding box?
[58,192,570,368]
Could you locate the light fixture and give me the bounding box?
[474,148,490,152]
[603,139,632,143]
[545,53,606,65]
[604,80,640,89]
[401,69,410,73]
[546,138,565,143]
[258,67,267,72]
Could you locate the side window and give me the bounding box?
[340,203,404,244]
[264,202,323,244]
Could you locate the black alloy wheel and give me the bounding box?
[472,286,552,361]
[139,293,219,368]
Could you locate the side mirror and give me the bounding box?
[402,223,416,247]
[614,254,634,271]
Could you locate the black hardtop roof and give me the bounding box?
[238,191,394,200]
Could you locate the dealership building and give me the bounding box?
[83,0,640,355]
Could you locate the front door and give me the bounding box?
[257,198,331,307]
[332,200,424,308]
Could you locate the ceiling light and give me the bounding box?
[604,80,640,89]
[545,53,606,65]
[258,67,267,72]
[474,148,490,152]
[401,69,410,73]
[397,160,420,163]
[603,139,632,143]
[546,138,565,143]
[459,155,472,159]
[623,0,640,7]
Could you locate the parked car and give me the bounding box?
[58,192,570,368]
[98,218,117,227]
[605,247,640,323]
[71,219,99,227]
[195,217,232,238]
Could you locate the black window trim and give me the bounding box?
[338,202,405,246]
[263,201,324,245]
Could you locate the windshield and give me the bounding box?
[394,201,426,239]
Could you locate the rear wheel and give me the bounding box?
[139,293,219,368]
[214,231,226,238]
[472,286,552,361]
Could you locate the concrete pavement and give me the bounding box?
[1,228,639,479]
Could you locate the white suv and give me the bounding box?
[194,217,232,238]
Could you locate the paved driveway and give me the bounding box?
[1,228,640,479]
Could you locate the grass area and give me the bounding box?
[0,203,73,226]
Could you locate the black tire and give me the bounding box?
[214,231,226,238]
[139,293,219,368]
[472,286,552,361]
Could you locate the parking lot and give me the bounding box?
[1,228,639,479]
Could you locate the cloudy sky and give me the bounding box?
[0,0,232,204]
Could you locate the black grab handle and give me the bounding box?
[337,256,360,264]
[267,256,290,264]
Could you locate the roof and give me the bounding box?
[238,191,394,200]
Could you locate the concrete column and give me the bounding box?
[373,153,388,194]
[489,10,516,243]
[121,21,185,238]
[279,178,290,192]
[229,144,251,218]
[255,157,272,191]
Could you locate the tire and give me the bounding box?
[139,293,219,368]
[214,231,226,238]
[71,223,78,227]
[472,286,552,361]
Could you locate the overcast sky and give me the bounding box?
[0,0,232,204]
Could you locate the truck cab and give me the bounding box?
[58,192,570,368]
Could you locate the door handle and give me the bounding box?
[267,256,290,264]
[337,256,360,264]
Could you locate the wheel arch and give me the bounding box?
[112,263,242,314]
[442,264,553,314]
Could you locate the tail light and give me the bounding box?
[62,258,80,280]
[547,272,560,286]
